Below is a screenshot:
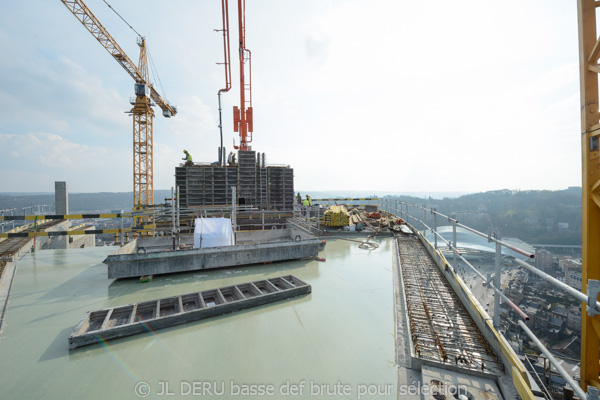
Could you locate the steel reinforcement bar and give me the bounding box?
[397,234,503,373]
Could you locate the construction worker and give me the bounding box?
[182,150,193,166]
[232,152,237,166]
[227,151,233,166]
[296,193,302,206]
[302,198,309,208]
[306,194,312,206]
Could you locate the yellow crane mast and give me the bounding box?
[60,0,177,212]
[578,0,600,392]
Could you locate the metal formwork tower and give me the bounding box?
[577,0,600,390]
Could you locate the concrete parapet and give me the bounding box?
[105,238,324,279]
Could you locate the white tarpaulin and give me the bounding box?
[193,218,235,249]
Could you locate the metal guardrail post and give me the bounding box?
[231,186,237,238]
[452,219,457,269]
[493,229,501,329]
[176,186,180,231]
[433,209,438,249]
[171,187,175,249]
[317,207,320,231]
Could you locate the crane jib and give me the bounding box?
[61,0,176,117]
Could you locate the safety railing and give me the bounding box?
[0,205,55,233]
[289,205,322,234]
[379,199,599,400]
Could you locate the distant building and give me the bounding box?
[552,306,568,323]
[536,249,554,272]
[521,306,537,329]
[548,317,566,340]
[568,306,582,333]
[546,218,554,231]
[560,258,582,274]
[536,311,549,332]
[558,222,569,230]
[524,216,538,224]
[566,271,583,291]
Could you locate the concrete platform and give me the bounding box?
[0,239,397,400]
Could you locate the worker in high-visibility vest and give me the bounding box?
[183,150,193,166]
[306,194,312,206]
[302,198,309,207]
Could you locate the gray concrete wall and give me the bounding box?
[39,223,96,250]
[106,239,323,279]
[113,239,138,255]
[54,182,69,215]
[237,228,294,243]
[67,229,96,249]
[37,221,71,251]
[131,230,302,255]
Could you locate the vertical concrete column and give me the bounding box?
[55,181,69,215]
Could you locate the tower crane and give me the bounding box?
[60,0,177,212]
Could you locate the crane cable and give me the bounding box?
[102,0,142,38]
[147,48,168,102]
[101,0,168,102]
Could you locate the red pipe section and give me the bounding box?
[233,0,252,150]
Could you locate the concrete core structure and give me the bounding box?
[175,150,294,211]
[54,181,69,215]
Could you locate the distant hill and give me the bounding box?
[1,188,583,245]
[299,190,470,199]
[385,187,583,245]
[0,190,173,213]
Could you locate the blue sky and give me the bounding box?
[0,1,581,194]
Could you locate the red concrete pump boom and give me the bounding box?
[233,0,253,150]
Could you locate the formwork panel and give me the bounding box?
[175,157,293,210]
